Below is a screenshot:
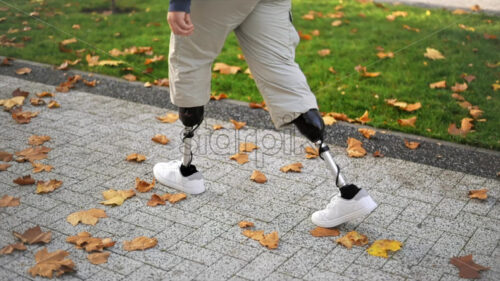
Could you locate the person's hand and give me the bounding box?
[167,12,194,36]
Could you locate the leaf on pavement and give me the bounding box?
[30,98,46,106]
[13,226,52,244]
[13,175,35,185]
[32,162,53,173]
[0,96,25,111]
[424,48,445,60]
[135,177,155,193]
[66,232,115,252]
[356,110,371,124]
[373,151,384,157]
[15,146,51,162]
[36,179,62,194]
[429,80,446,89]
[367,239,402,258]
[161,193,187,204]
[156,112,179,123]
[29,135,51,146]
[213,62,241,74]
[28,248,75,278]
[47,100,60,108]
[280,162,303,173]
[15,67,32,75]
[259,231,279,249]
[11,108,39,124]
[123,236,157,251]
[123,74,136,81]
[358,128,375,139]
[336,231,369,249]
[36,92,55,98]
[0,163,11,171]
[88,252,110,264]
[0,151,13,161]
[404,140,420,150]
[230,153,249,164]
[126,153,146,162]
[0,195,20,207]
[101,189,136,206]
[347,137,366,158]
[323,116,336,126]
[239,142,258,152]
[147,194,166,206]
[152,134,169,145]
[230,119,246,130]
[305,146,319,159]
[0,242,26,255]
[250,170,267,183]
[310,226,340,237]
[212,124,223,130]
[397,116,417,127]
[67,208,107,226]
[238,221,255,228]
[450,254,489,279]
[468,189,487,200]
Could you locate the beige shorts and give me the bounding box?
[168,0,318,128]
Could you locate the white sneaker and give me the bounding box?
[311,188,377,228]
[153,160,205,194]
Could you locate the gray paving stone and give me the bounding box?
[431,197,466,219]
[163,259,207,281]
[197,204,246,226]
[205,237,262,262]
[388,218,442,242]
[463,197,496,216]
[344,263,406,281]
[195,255,247,281]
[125,247,183,272]
[392,235,434,266]
[428,232,469,258]
[277,248,326,278]
[264,272,303,281]
[463,228,500,256]
[316,246,362,273]
[168,241,222,266]
[398,200,434,223]
[120,210,173,232]
[183,220,230,247]
[236,252,287,281]
[85,268,124,281]
[281,230,336,254]
[303,268,353,281]
[124,264,168,281]
[363,203,403,228]
[382,259,442,281]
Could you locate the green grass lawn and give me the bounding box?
[1,0,499,150]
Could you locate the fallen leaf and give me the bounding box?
[403,24,420,33]
[147,194,166,206]
[13,226,51,244]
[259,231,279,249]
[67,208,107,226]
[323,116,336,126]
[458,101,472,109]
[451,93,465,101]
[12,88,29,97]
[356,111,371,124]
[32,162,53,173]
[67,232,115,253]
[160,193,187,203]
[318,49,331,56]
[424,48,445,60]
[210,93,228,100]
[11,108,39,124]
[305,146,319,159]
[280,162,303,173]
[249,101,266,109]
[152,134,169,145]
[239,142,258,152]
[376,51,394,59]
[347,137,367,158]
[0,195,20,207]
[469,108,483,119]
[373,151,384,157]
[15,67,32,75]
[331,20,342,27]
[448,118,474,136]
[36,92,55,98]
[30,98,46,106]
[492,83,500,91]
[358,128,375,139]
[135,177,155,193]
[450,254,489,279]
[404,140,420,150]
[144,55,165,65]
[468,189,487,200]
[242,229,264,241]
[101,189,136,206]
[483,33,497,40]
[451,82,468,92]
[386,10,407,21]
[29,135,51,146]
[0,164,11,171]
[0,96,25,110]
[238,221,255,228]
[13,175,36,185]
[0,242,26,255]
[126,153,146,162]
[123,236,157,251]
[250,170,267,183]
[230,153,249,164]
[367,239,402,258]
[212,124,223,130]
[28,248,75,278]
[398,116,417,127]
[213,62,241,74]
[461,74,476,83]
[336,231,369,249]
[328,66,336,74]
[429,80,447,89]
[230,119,246,130]
[471,4,481,11]
[156,112,179,123]
[15,146,51,162]
[123,74,137,82]
[36,179,63,194]
[310,227,340,237]
[0,151,13,161]
[298,31,312,40]
[88,252,110,264]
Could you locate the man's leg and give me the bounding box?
[234,0,377,227]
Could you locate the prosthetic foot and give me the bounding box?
[153,106,205,194]
[293,109,377,228]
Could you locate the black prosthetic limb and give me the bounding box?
[292,109,360,199]
[179,106,204,177]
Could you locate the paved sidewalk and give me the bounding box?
[0,74,499,281]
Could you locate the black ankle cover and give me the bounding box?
[340,184,361,199]
[180,164,198,177]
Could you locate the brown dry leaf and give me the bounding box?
[213,62,241,74]
[249,101,266,109]
[66,232,115,252]
[84,79,97,87]
[373,151,384,157]
[29,135,51,146]
[126,153,146,162]
[318,49,331,56]
[145,55,165,65]
[147,194,166,206]
[424,48,445,60]
[238,221,255,228]
[0,96,25,111]
[156,112,179,123]
[242,229,265,241]
[386,11,407,21]
[358,128,375,139]
[451,82,468,92]
[123,236,158,251]
[450,254,489,279]
[404,140,420,150]
[347,137,367,158]
[160,193,187,204]
[458,101,472,109]
[212,124,223,130]
[123,74,137,82]
[152,134,169,145]
[448,118,474,136]
[210,93,228,100]
[461,74,476,83]
[469,108,483,119]
[239,142,258,152]
[328,66,336,74]
[305,146,319,159]
[47,100,60,109]
[67,208,107,226]
[12,88,29,97]
[331,20,342,27]
[471,4,481,11]
[15,146,51,162]
[60,38,77,46]
[230,119,246,130]
[429,80,446,89]
[376,51,394,59]
[11,109,39,124]
[250,170,267,184]
[367,239,403,258]
[30,98,46,106]
[451,93,465,101]
[101,189,136,206]
[230,153,249,164]
[86,54,100,66]
[28,248,75,278]
[468,189,488,200]
[323,116,336,126]
[280,162,303,173]
[16,67,32,75]
[356,111,371,124]
[398,116,417,127]
[259,231,279,249]
[36,179,63,194]
[298,31,312,40]
[0,242,26,255]
[0,164,11,171]
[0,151,13,162]
[310,226,340,237]
[32,162,53,173]
[135,177,155,193]
[88,252,110,264]
[0,195,20,207]
[483,33,497,40]
[13,175,36,185]
[36,92,55,98]
[13,226,52,244]
[336,231,369,249]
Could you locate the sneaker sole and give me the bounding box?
[312,198,378,228]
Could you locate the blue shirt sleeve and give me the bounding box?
[169,0,191,13]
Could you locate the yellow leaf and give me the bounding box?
[356,110,371,124]
[366,239,402,258]
[336,231,369,249]
[346,137,366,158]
[239,142,258,152]
[424,48,445,60]
[156,113,179,123]
[230,153,249,164]
[250,170,267,183]
[67,209,107,226]
[101,189,135,206]
[429,80,446,89]
[123,236,157,251]
[468,189,487,200]
[280,162,303,173]
[398,116,417,127]
[213,62,241,74]
[36,179,62,193]
[323,116,336,126]
[358,128,375,139]
[230,119,246,130]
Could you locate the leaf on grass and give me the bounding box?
[355,110,371,124]
[230,119,246,130]
[230,153,249,164]
[250,170,267,184]
[451,93,465,101]
[397,116,417,127]
[32,162,53,173]
[135,177,155,193]
[144,55,165,65]
[385,99,421,112]
[15,146,51,162]
[152,134,169,145]
[468,189,487,200]
[336,231,369,249]
[213,62,241,74]
[323,116,336,126]
[239,142,258,152]
[310,226,340,237]
[29,135,51,146]
[156,112,179,123]
[13,175,36,185]
[367,239,402,258]
[404,140,420,150]
[147,194,166,206]
[0,151,13,161]
[448,118,474,137]
[358,128,375,139]
[28,248,75,278]
[424,48,445,60]
[210,93,228,100]
[13,226,52,244]
[0,164,11,171]
[469,108,483,119]
[238,221,255,228]
[280,162,303,173]
[0,242,26,255]
[122,74,136,82]
[451,82,468,93]
[429,80,446,89]
[88,252,110,264]
[36,179,62,194]
[354,65,380,78]
[123,236,157,251]
[0,96,25,111]
[15,67,32,75]
[101,189,136,206]
[126,153,146,162]
[318,49,331,56]
[305,146,319,159]
[347,138,366,158]
[0,195,20,207]
[450,254,489,279]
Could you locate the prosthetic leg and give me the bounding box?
[153,106,205,194]
[293,109,377,228]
